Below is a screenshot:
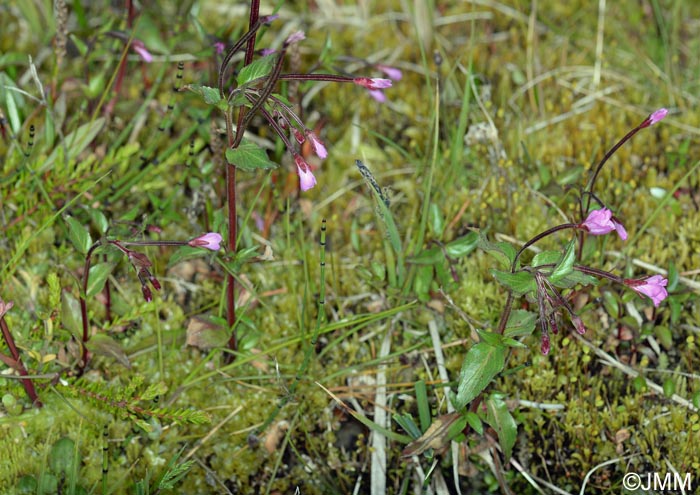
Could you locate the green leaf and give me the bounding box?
[42,117,105,171]
[61,292,82,338]
[485,394,517,462]
[434,258,453,288]
[454,342,506,409]
[185,84,228,112]
[501,337,528,348]
[504,309,537,338]
[393,413,422,439]
[445,232,478,258]
[549,240,576,283]
[414,264,433,302]
[225,140,279,171]
[236,55,276,86]
[476,329,504,346]
[408,247,443,265]
[478,234,517,269]
[551,270,598,290]
[87,207,109,235]
[415,380,431,433]
[531,250,562,267]
[86,262,115,298]
[428,203,444,237]
[465,411,483,435]
[491,269,535,296]
[185,84,228,111]
[667,261,679,291]
[64,216,92,254]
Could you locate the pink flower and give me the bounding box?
[306,131,327,159]
[131,40,153,63]
[214,41,226,55]
[294,155,317,191]
[285,31,305,46]
[648,108,668,126]
[353,77,392,90]
[189,232,223,251]
[376,64,403,81]
[579,208,627,240]
[0,298,13,319]
[624,275,668,307]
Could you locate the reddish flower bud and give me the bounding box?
[142,284,153,303]
[541,333,550,355]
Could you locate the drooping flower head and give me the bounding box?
[213,41,226,55]
[579,208,627,240]
[624,275,668,307]
[284,31,305,46]
[189,232,223,251]
[294,155,316,191]
[305,131,327,159]
[131,39,153,63]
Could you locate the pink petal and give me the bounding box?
[648,108,668,125]
[377,64,403,81]
[294,155,317,191]
[133,44,153,63]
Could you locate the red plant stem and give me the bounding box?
[78,241,105,371]
[0,317,42,407]
[277,73,357,83]
[583,117,651,216]
[223,0,261,361]
[573,264,623,283]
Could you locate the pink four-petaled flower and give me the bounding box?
[353,77,392,90]
[189,232,223,251]
[579,208,627,240]
[305,131,327,159]
[131,40,153,63]
[624,275,669,307]
[648,108,668,126]
[294,155,317,191]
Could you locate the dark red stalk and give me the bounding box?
[223,1,261,362]
[0,316,42,407]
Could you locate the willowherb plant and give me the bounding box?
[182,2,395,360]
[404,108,672,465]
